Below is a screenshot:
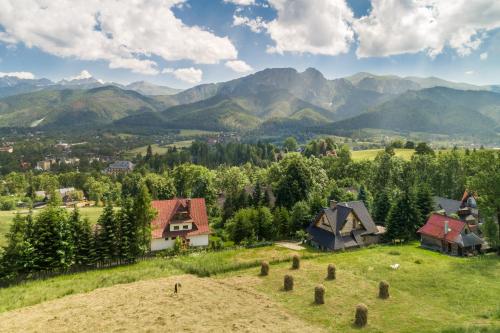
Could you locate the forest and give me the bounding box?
[0,138,498,284]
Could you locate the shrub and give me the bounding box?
[284,274,294,291]
[327,264,336,280]
[292,254,300,269]
[314,284,325,304]
[355,303,368,327]
[260,261,269,276]
[379,281,390,299]
[0,197,16,211]
[388,250,400,256]
[414,259,422,264]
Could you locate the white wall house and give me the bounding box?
[150,198,211,251]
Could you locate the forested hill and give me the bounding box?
[320,87,500,135]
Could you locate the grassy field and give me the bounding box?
[0,206,104,247]
[0,244,498,332]
[351,148,415,161]
[129,143,171,156]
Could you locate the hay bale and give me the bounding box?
[292,254,300,269]
[260,261,269,276]
[314,285,325,304]
[379,281,389,299]
[354,303,368,327]
[284,275,294,291]
[327,264,336,280]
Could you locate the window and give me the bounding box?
[173,225,179,231]
[183,225,189,230]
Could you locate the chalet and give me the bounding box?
[417,213,483,256]
[434,190,481,232]
[104,161,134,174]
[307,200,384,251]
[150,198,210,251]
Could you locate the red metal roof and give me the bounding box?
[417,213,465,243]
[151,198,210,239]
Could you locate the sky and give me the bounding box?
[0,0,499,88]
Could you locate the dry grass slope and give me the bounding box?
[0,275,325,333]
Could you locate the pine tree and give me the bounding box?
[415,183,434,228]
[386,190,421,242]
[1,213,36,277]
[373,189,391,225]
[96,201,118,262]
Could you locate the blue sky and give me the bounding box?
[0,0,499,88]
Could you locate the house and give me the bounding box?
[150,198,210,251]
[0,146,13,153]
[434,190,481,230]
[417,213,483,256]
[104,161,134,174]
[36,160,53,171]
[307,200,385,251]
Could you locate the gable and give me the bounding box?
[315,212,334,233]
[340,211,366,235]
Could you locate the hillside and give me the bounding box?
[0,86,164,128]
[0,245,498,332]
[323,87,500,135]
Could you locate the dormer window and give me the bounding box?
[183,225,189,230]
[173,225,179,231]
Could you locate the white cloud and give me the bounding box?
[480,52,488,60]
[225,60,253,73]
[0,0,238,75]
[163,67,203,84]
[0,71,35,79]
[465,70,475,75]
[233,15,268,33]
[237,0,354,56]
[68,70,93,81]
[224,0,255,5]
[355,0,500,58]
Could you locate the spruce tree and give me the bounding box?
[1,213,36,277]
[133,184,156,254]
[386,190,421,242]
[32,206,73,270]
[96,201,118,262]
[273,207,291,238]
[69,207,94,267]
[252,181,263,207]
[118,197,138,262]
[357,185,373,211]
[373,189,391,225]
[415,183,434,228]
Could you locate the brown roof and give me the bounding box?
[151,198,210,239]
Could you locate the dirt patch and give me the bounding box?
[275,241,305,251]
[0,275,325,333]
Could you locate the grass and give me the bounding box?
[351,148,415,161]
[221,244,500,332]
[128,143,170,156]
[0,244,498,332]
[0,206,104,247]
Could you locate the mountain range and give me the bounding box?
[0,68,499,136]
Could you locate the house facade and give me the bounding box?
[307,200,384,251]
[150,198,210,251]
[104,161,134,174]
[417,213,483,256]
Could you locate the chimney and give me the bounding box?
[444,221,449,235]
[330,200,337,209]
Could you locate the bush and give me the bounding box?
[355,303,368,327]
[388,250,400,256]
[414,259,423,264]
[379,281,390,299]
[284,274,294,291]
[260,261,269,276]
[292,254,300,269]
[327,264,336,280]
[314,284,325,304]
[0,197,16,211]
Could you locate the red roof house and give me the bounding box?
[150,198,210,251]
[417,213,482,256]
